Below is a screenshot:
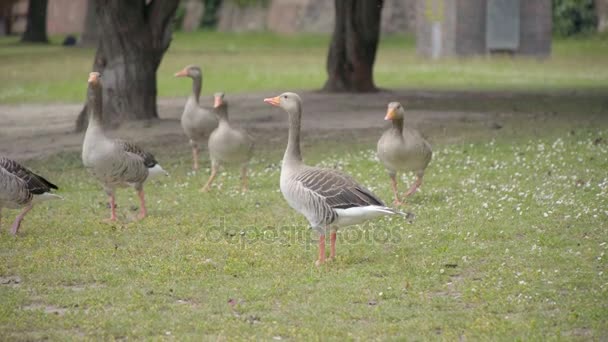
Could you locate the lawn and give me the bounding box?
[0,31,607,104]
[0,126,606,339]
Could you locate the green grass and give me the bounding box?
[0,31,607,104]
[0,127,606,340]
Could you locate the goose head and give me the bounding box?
[174,65,202,79]
[213,92,228,119]
[264,92,302,114]
[385,101,405,121]
[88,71,101,86]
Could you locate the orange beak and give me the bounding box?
[264,96,280,106]
[174,68,188,77]
[88,72,99,84]
[384,108,396,120]
[214,96,222,108]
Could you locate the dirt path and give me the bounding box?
[1,89,606,160]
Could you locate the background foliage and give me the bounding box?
[553,0,598,36]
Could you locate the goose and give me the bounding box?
[0,157,61,235]
[175,65,219,171]
[264,92,399,266]
[377,102,432,205]
[202,92,254,192]
[82,72,168,222]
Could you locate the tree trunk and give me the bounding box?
[21,0,48,43]
[323,0,383,92]
[597,0,608,32]
[79,0,98,46]
[75,0,179,132]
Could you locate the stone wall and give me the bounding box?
[217,0,416,34]
[9,0,86,35]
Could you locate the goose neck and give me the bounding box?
[391,118,404,133]
[284,105,303,165]
[87,84,103,127]
[191,76,202,103]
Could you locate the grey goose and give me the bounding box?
[0,157,61,235]
[202,92,254,192]
[82,72,168,222]
[377,102,432,205]
[264,92,399,266]
[175,65,219,171]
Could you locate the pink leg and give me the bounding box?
[192,145,200,171]
[105,193,117,222]
[10,203,33,235]
[404,174,424,197]
[329,231,337,260]
[315,234,326,266]
[240,165,249,192]
[390,173,402,205]
[201,162,218,192]
[137,189,147,220]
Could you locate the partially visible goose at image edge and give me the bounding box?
[202,92,254,193]
[81,72,168,222]
[0,157,62,235]
[175,65,219,171]
[264,92,405,266]
[377,101,432,205]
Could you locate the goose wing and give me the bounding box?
[0,157,58,194]
[294,166,385,210]
[115,140,158,168]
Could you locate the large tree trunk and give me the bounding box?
[79,0,98,46]
[21,0,48,43]
[323,0,383,92]
[75,0,179,131]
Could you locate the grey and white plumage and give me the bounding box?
[202,92,254,192]
[264,92,399,265]
[377,101,432,205]
[175,65,219,170]
[82,72,167,221]
[0,156,61,235]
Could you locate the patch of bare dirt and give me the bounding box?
[1,89,606,160]
[22,302,68,316]
[0,275,21,287]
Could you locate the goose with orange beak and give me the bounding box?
[174,65,218,171]
[264,92,401,266]
[202,92,254,192]
[377,101,432,205]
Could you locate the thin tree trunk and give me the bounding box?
[79,0,98,46]
[75,0,179,131]
[323,0,383,92]
[21,0,48,43]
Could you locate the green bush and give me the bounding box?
[553,0,597,36]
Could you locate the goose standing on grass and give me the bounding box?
[377,102,432,205]
[264,92,400,266]
[0,157,61,235]
[174,65,218,171]
[82,72,168,222]
[202,92,254,192]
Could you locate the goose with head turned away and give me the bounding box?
[264,92,401,266]
[175,65,219,171]
[82,72,168,222]
[0,157,61,235]
[377,101,432,205]
[202,92,254,192]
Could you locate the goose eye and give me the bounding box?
[283,95,287,99]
